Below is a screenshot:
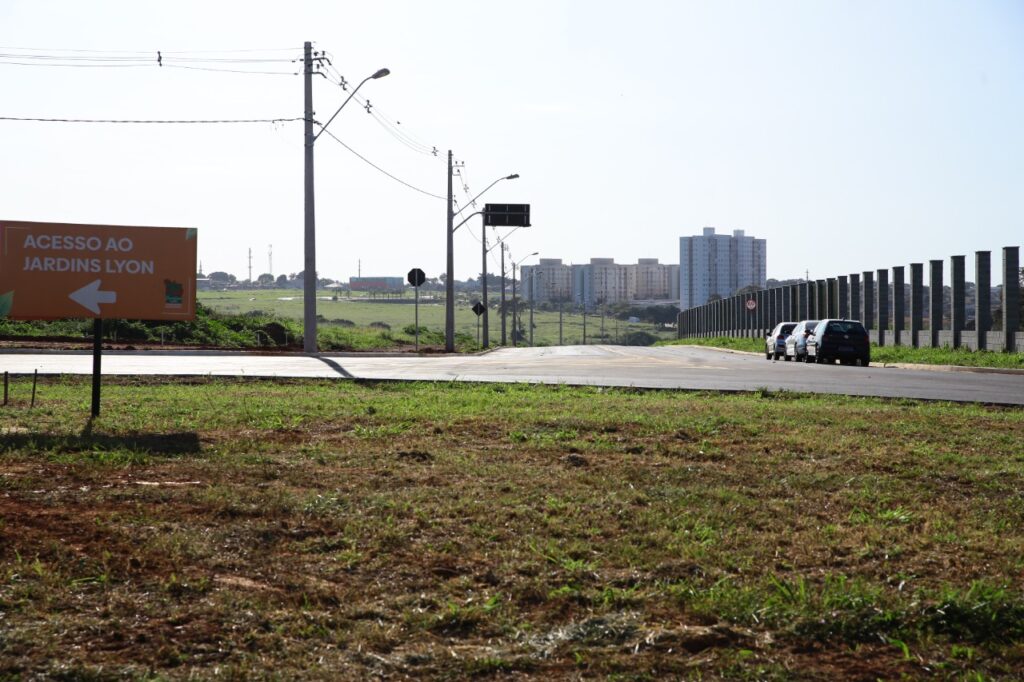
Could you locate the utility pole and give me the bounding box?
[268,244,273,277]
[247,247,252,285]
[529,275,535,347]
[445,150,455,352]
[302,40,317,353]
[583,305,588,344]
[559,301,563,345]
[481,222,489,348]
[500,243,507,345]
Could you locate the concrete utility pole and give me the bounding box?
[445,150,455,352]
[481,222,489,348]
[303,41,317,353]
[500,243,507,345]
[301,42,389,353]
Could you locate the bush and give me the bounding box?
[621,331,658,346]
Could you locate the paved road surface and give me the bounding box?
[2,345,1022,405]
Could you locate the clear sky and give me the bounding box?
[2,0,1022,285]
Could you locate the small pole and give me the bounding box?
[583,307,588,344]
[92,318,102,417]
[30,369,37,408]
[414,285,420,351]
[3,371,8,405]
[558,302,563,345]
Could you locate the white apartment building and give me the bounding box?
[679,227,766,309]
[523,258,681,309]
[520,258,573,303]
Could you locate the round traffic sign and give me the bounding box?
[745,298,757,311]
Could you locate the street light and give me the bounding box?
[511,251,538,346]
[303,43,389,353]
[445,167,518,352]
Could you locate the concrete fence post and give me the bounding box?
[826,278,838,318]
[862,272,874,331]
[788,285,798,322]
[1004,246,1020,352]
[849,274,861,322]
[876,269,888,346]
[838,276,849,318]
[976,251,991,350]
[910,263,924,348]
[816,280,827,319]
[951,255,965,349]
[893,266,905,346]
[929,259,943,348]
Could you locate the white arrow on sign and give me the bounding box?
[69,279,117,315]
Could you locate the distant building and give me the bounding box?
[679,227,766,309]
[520,259,573,303]
[522,258,679,309]
[349,276,404,294]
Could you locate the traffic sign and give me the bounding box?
[483,203,531,228]
[0,220,197,320]
[472,301,486,317]
[407,268,426,287]
[746,298,757,311]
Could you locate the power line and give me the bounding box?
[316,125,446,200]
[0,115,303,124]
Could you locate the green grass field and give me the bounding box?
[663,336,1024,369]
[199,289,674,347]
[2,377,1023,678]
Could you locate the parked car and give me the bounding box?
[765,322,797,360]
[806,319,870,366]
[785,320,819,361]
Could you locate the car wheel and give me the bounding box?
[861,357,870,367]
[784,354,792,361]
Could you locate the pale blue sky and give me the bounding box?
[1,0,1021,285]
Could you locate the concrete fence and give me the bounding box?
[677,246,1022,352]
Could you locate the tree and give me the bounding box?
[257,273,274,286]
[208,271,236,284]
[276,274,288,286]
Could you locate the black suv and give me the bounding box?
[806,319,870,366]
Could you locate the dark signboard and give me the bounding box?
[483,203,531,228]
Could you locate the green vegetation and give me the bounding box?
[1,378,1023,678]
[663,336,1024,368]
[0,301,478,352]
[199,289,675,347]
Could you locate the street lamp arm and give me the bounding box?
[313,68,390,142]
[452,210,482,233]
[452,173,518,218]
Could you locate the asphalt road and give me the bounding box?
[2,345,1023,405]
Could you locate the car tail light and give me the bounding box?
[777,335,786,340]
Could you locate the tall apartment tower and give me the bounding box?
[679,227,766,309]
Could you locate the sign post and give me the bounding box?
[472,300,486,347]
[0,220,197,416]
[407,268,426,351]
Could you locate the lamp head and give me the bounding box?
[372,68,391,79]
[506,173,520,180]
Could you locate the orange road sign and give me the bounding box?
[0,220,197,320]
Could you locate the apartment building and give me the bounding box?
[520,258,573,303]
[522,258,679,309]
[679,227,766,309]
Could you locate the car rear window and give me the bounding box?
[781,324,796,334]
[826,321,866,335]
